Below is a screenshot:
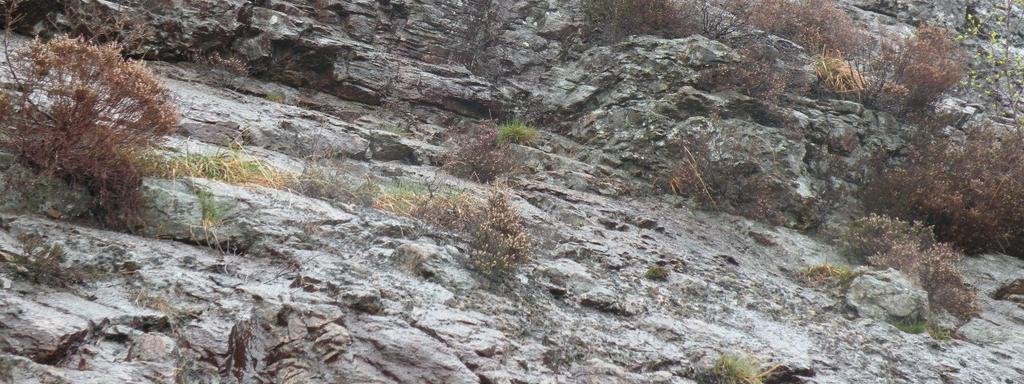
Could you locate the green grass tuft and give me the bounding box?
[645,265,670,281]
[265,91,287,103]
[497,120,539,146]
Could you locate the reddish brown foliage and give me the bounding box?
[442,126,519,183]
[859,26,966,115]
[700,43,810,105]
[585,0,755,41]
[749,0,866,55]
[863,127,1024,257]
[1,37,179,225]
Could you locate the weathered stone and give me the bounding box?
[846,269,929,321]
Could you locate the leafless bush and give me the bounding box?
[748,0,866,55]
[442,125,520,183]
[857,26,966,115]
[584,0,754,41]
[59,0,155,55]
[839,214,936,264]
[678,0,755,39]
[700,43,810,106]
[583,0,685,41]
[464,189,531,279]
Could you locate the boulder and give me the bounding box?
[846,268,928,321]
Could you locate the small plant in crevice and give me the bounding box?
[497,120,539,146]
[193,51,250,77]
[264,91,287,103]
[888,317,953,340]
[700,354,780,384]
[376,124,411,136]
[645,265,670,281]
[442,125,520,183]
[3,234,82,287]
[0,37,179,227]
[195,188,225,229]
[802,264,856,286]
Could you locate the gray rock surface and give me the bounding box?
[846,268,929,321]
[1,1,1024,384]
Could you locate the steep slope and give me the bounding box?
[1,1,1023,383]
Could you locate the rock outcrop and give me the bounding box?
[1,1,1023,383]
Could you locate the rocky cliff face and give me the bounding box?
[1,1,1024,383]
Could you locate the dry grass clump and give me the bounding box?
[840,215,980,320]
[815,51,866,96]
[748,0,866,55]
[802,264,857,286]
[442,126,520,183]
[862,127,1024,257]
[149,148,289,188]
[0,37,179,226]
[370,181,474,226]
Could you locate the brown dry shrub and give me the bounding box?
[584,0,685,41]
[862,127,1024,257]
[857,26,966,115]
[677,0,756,39]
[464,190,531,279]
[664,129,818,229]
[370,183,531,279]
[0,37,179,225]
[60,0,155,54]
[870,241,980,320]
[700,43,810,106]
[749,0,867,55]
[442,126,519,183]
[585,0,755,41]
[839,214,936,264]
